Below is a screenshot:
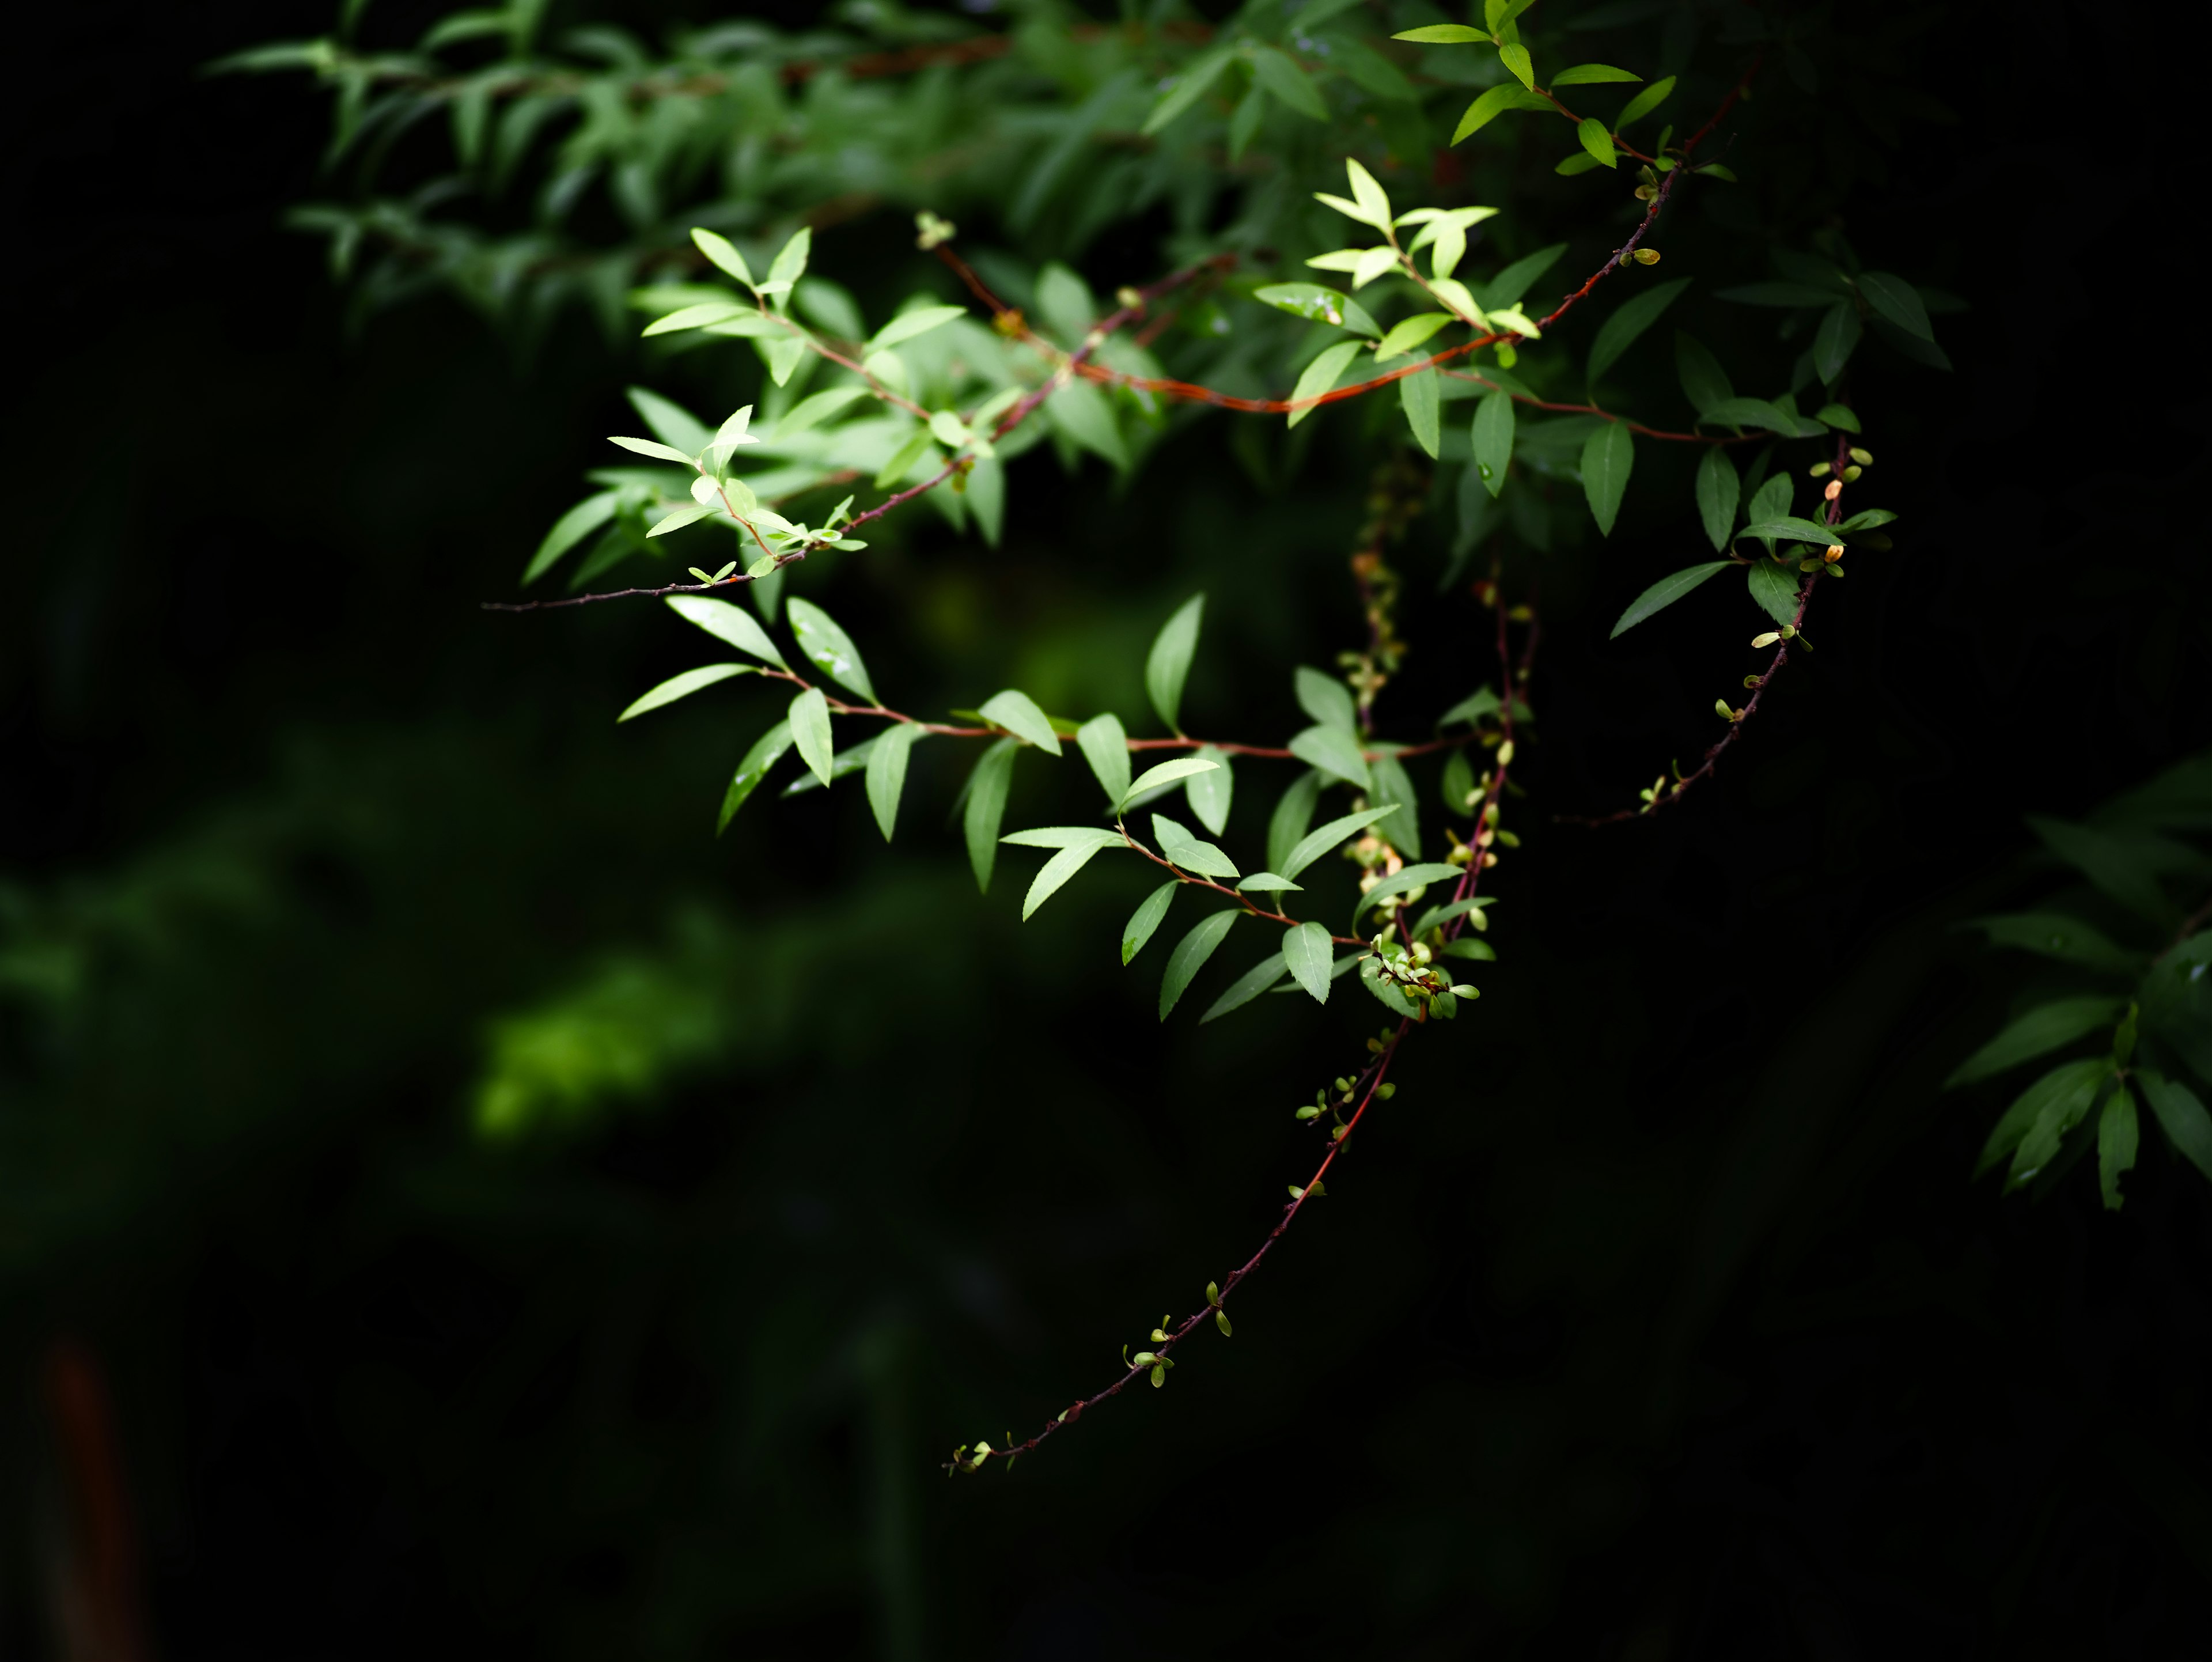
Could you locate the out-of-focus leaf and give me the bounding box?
[1948,995,2126,1088]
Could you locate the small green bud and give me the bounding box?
[1778,624,1797,639]
[1131,1350,1155,1367]
[1633,247,1661,265]
[1288,1185,1305,1199]
[1495,828,1521,847]
[1849,446,1873,465]
[1375,1082,1396,1099]
[1743,675,1761,690]
[1841,464,1862,482]
[1809,461,1831,478]
[1215,1310,1233,1338]
[1151,1365,1166,1388]
[1752,631,1781,648]
[1715,699,1735,720]
[1296,1104,1321,1120]
[1206,1281,1221,1305]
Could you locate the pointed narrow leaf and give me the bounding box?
[1858,272,1931,340]
[786,597,876,701]
[1369,752,1421,858]
[1145,594,1205,734]
[2139,1070,2212,1183]
[1267,771,1323,876]
[1971,912,2146,976]
[524,493,619,585]
[1813,302,1862,384]
[1123,881,1179,964]
[1948,995,2126,1088]
[865,723,919,841]
[1022,841,1117,921]
[1187,745,1233,835]
[1251,46,1326,120]
[1748,561,1801,629]
[979,690,1064,755]
[1355,862,1463,920]
[1202,951,1290,1022]
[776,386,870,436]
[1392,24,1485,41]
[1743,516,1842,545]
[691,226,753,285]
[1281,804,1399,880]
[1287,339,1365,429]
[1581,422,1634,535]
[608,435,699,465]
[1553,63,1641,85]
[718,721,793,834]
[1141,47,1234,136]
[649,504,715,537]
[1122,756,1218,809]
[666,595,790,669]
[1695,445,1740,550]
[1289,725,1370,792]
[1499,43,1534,88]
[1236,872,1301,892]
[1400,365,1442,458]
[1001,827,1124,850]
[1472,388,1515,498]
[1618,74,1676,124]
[1077,713,1132,804]
[962,738,1018,892]
[1612,562,1730,639]
[1284,921,1334,1004]
[1675,330,1734,415]
[2029,817,2179,926]
[789,688,834,786]
[619,663,751,721]
[1976,1057,2109,1178]
[1575,117,1617,168]
[2099,1088,2139,1209]
[1588,278,1691,385]
[1160,912,1238,1019]
[1151,813,1239,880]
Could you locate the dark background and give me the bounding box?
[3,2,2209,1658]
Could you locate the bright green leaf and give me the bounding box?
[619,663,750,722]
[979,690,1065,755]
[962,738,1018,892]
[1123,881,1179,964]
[1281,804,1398,880]
[718,720,793,834]
[1611,562,1730,639]
[1146,593,1205,734]
[786,597,876,702]
[1078,713,1132,804]
[1575,116,1617,167]
[789,688,834,786]
[1289,725,1370,792]
[1160,911,1239,1019]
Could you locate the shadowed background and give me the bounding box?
[3,2,2209,1658]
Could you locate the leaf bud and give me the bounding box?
[1824,544,1844,563]
[1215,1310,1233,1338]
[1809,461,1831,478]
[1497,739,1517,765]
[1332,1124,1349,1141]
[1714,699,1735,720]
[1743,675,1761,690]
[1841,464,1862,482]
[1495,828,1521,847]
[1131,1351,1155,1367]
[1849,447,1873,465]
[1375,1082,1396,1099]
[1206,1281,1221,1305]
[1634,248,1662,264]
[1798,558,1822,572]
[1296,1104,1322,1120]
[1779,624,1796,638]
[1752,631,1781,648]
[1116,286,1143,311]
[1151,1365,1166,1388]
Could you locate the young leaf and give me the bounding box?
[979,690,1065,756]
[1001,827,1125,849]
[1355,863,1463,921]
[865,723,920,841]
[1250,46,1326,119]
[1281,804,1399,880]
[2098,1087,2139,1209]
[1552,63,1642,85]
[1369,752,1422,859]
[1236,872,1301,892]
[1399,365,1442,459]
[1022,840,1119,921]
[1077,713,1132,804]
[1160,912,1239,1020]
[1587,278,1691,385]
[1472,386,1516,498]
[1283,921,1334,1004]
[690,226,753,285]
[1187,744,1233,835]
[1201,951,1290,1023]
[1146,594,1206,734]
[524,493,619,586]
[1581,422,1634,535]
[1295,667,1357,732]
[789,688,834,786]
[666,595,790,669]
[1612,562,1731,639]
[1674,331,1734,415]
[1499,43,1535,89]
[1287,339,1365,429]
[1254,283,1377,335]
[1122,756,1218,809]
[612,434,699,463]
[2138,1070,2212,1184]
[766,227,811,290]
[1267,771,1324,876]
[1574,117,1617,168]
[1747,562,1801,629]
[786,597,876,701]
[1617,74,1676,125]
[1373,312,1455,362]
[1151,813,1239,880]
[1289,725,1371,792]
[962,738,1018,892]
[1857,272,1932,340]
[619,663,751,722]
[1948,995,2127,1088]
[1141,47,1234,135]
[718,720,794,834]
[867,305,967,353]
[1359,955,1422,1018]
[777,386,871,436]
[1123,881,1179,965]
[1694,446,1741,551]
[1392,24,1486,41]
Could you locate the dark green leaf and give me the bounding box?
[1970,912,2146,976]
[1581,422,1634,535]
[1588,278,1691,385]
[1160,912,1238,1019]
[1355,862,1463,921]
[1200,951,1289,1022]
[1152,813,1239,879]
[1857,271,1931,340]
[1122,881,1178,964]
[1717,282,1843,308]
[1747,561,1800,629]
[1146,593,1206,734]
[1977,1057,2110,1180]
[1077,713,1131,804]
[1743,516,1840,545]
[2139,1069,2212,1184]
[1476,244,1567,310]
[1283,921,1334,1003]
[718,720,793,834]
[1369,752,1422,859]
[1281,804,1398,881]
[1695,446,1740,551]
[1674,331,1734,415]
[786,597,875,701]
[1813,302,1862,384]
[866,724,919,841]
[1948,995,2126,1088]
[1141,48,1234,135]
[1267,771,1324,875]
[1816,403,1861,432]
[2141,934,2212,1083]
[1289,725,1371,791]
[1187,744,1233,835]
[1250,45,1327,120]
[1611,562,1731,639]
[1436,688,1502,728]
[978,689,1064,755]
[1617,74,1676,124]
[962,738,1018,892]
[1704,398,1811,435]
[1409,895,1494,936]
[1472,387,1515,498]
[2030,817,2190,927]
[2098,1087,2139,1209]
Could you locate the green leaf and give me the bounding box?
[1674,331,1734,415]
[1441,937,1495,961]
[1021,839,1119,921]
[1477,244,1567,310]
[1399,365,1442,459]
[649,503,715,539]
[2141,934,2212,1082]
[1471,387,1516,498]
[1817,403,1862,432]
[1499,42,1534,89]
[1552,63,1641,85]
[1580,422,1634,535]
[1295,668,1357,731]
[780,733,887,797]
[867,304,967,353]
[766,226,810,289]
[1703,398,1813,435]
[785,597,876,702]
[1046,379,1128,469]
[1201,951,1290,1022]
[1122,881,1179,964]
[1695,446,1740,551]
[665,595,790,669]
[1410,895,1494,935]
[1813,302,1862,384]
[1287,339,1365,429]
[776,386,870,436]
[608,434,699,465]
[1574,117,1617,168]
[1555,153,1603,176]
[789,688,834,786]
[1392,24,1487,41]
[1970,912,2147,976]
[718,721,793,833]
[1743,516,1841,546]
[1267,771,1323,875]
[1948,995,2126,1088]
[1373,312,1455,362]
[1289,725,1371,792]
[2139,1070,2212,1184]
[1747,561,1800,629]
[1236,872,1301,892]
[1858,272,1932,340]
[1359,955,1422,1018]
[2030,817,2184,927]
[524,493,618,585]
[978,690,1065,756]
[1976,1057,2109,1180]
[1452,82,1551,142]
[1141,47,1235,135]
[1250,45,1326,120]
[961,739,1018,892]
[691,226,753,286]
[1717,282,1846,308]
[1146,593,1205,734]
[1002,827,1126,849]
[1187,744,1233,835]
[1611,562,1731,639]
[865,724,919,841]
[1437,687,1507,727]
[2098,1086,2139,1209]
[1254,284,1378,337]
[1355,862,1463,920]
[1122,756,1219,808]
[1160,912,1239,1019]
[1835,508,1897,534]
[1152,813,1239,880]
[1588,278,1691,385]
[619,663,751,721]
[1616,74,1676,125]
[1077,713,1132,804]
[1370,752,1422,859]
[1747,474,1793,535]
[1283,921,1334,1004]
[1281,804,1397,880]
